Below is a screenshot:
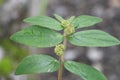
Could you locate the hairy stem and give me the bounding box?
[57,31,67,80]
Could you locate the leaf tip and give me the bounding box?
[116,40,120,45]
[54,14,64,22]
[98,17,103,22]
[23,18,28,22]
[53,13,57,17]
[10,34,15,41]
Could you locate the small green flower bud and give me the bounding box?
[54,44,65,56]
[65,24,75,36]
[61,20,70,28]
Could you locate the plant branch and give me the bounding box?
[57,30,67,80]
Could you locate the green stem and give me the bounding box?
[57,55,63,80]
[57,31,67,80]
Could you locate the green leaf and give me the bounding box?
[72,15,102,29]
[67,16,75,23]
[54,14,64,22]
[24,16,63,30]
[15,54,59,75]
[10,25,63,48]
[64,61,107,80]
[68,30,120,47]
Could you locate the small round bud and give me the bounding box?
[54,44,65,56]
[65,24,75,36]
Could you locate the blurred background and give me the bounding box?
[0,0,120,80]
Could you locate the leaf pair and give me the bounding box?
[15,54,107,80]
[10,15,120,47]
[23,15,102,30]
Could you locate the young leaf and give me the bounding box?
[24,16,63,30]
[64,61,107,80]
[68,30,120,47]
[54,14,64,22]
[72,15,102,29]
[67,16,75,23]
[15,54,59,75]
[10,25,63,48]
